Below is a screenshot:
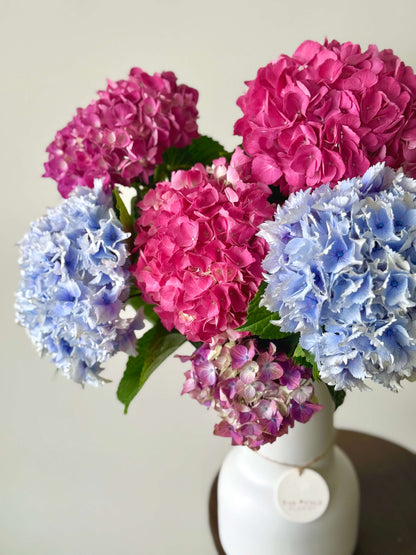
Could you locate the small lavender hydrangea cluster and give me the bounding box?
[15,182,142,385]
[260,163,416,391]
[180,334,321,449]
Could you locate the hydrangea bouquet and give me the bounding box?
[16,40,416,450]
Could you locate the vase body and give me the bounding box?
[217,383,360,555]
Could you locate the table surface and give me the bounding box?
[209,430,416,555]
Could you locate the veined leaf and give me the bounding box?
[186,135,232,165]
[237,282,290,340]
[117,322,186,413]
[153,135,232,183]
[128,293,159,325]
[292,343,321,382]
[112,187,134,233]
[326,385,347,410]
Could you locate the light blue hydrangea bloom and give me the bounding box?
[259,164,416,391]
[15,181,143,385]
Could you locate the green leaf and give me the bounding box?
[153,135,232,183]
[186,135,232,165]
[112,187,134,233]
[292,344,321,382]
[237,282,290,340]
[326,385,347,410]
[292,343,314,367]
[117,322,186,413]
[128,291,159,325]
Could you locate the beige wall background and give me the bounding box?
[2,1,415,553]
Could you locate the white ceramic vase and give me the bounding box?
[217,382,360,555]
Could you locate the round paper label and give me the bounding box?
[275,468,330,523]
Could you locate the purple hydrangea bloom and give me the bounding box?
[259,163,416,391]
[180,334,321,450]
[15,182,143,385]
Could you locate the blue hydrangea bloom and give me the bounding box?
[259,164,416,391]
[15,181,143,385]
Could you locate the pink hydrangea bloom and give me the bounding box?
[234,39,416,196]
[44,68,199,197]
[180,335,321,449]
[132,151,274,342]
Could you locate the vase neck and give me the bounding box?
[257,382,335,466]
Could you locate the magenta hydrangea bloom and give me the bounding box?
[44,68,199,197]
[132,151,274,342]
[180,335,321,449]
[234,39,416,195]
